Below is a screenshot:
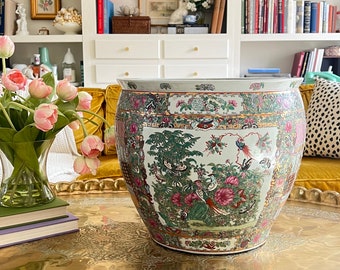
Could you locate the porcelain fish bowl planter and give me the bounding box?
[115,78,305,254]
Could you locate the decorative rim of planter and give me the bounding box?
[117,78,303,93]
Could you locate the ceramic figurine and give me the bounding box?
[16,4,29,36]
[168,0,188,25]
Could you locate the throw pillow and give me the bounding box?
[304,78,340,158]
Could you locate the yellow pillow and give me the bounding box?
[73,88,106,153]
[299,84,314,112]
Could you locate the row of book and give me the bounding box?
[0,197,78,248]
[291,47,325,77]
[97,0,114,34]
[242,0,339,34]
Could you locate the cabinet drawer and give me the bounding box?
[164,64,228,78]
[95,40,160,59]
[163,39,229,59]
[95,64,160,83]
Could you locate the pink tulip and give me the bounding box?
[77,91,92,110]
[34,103,58,132]
[1,69,27,91]
[104,126,115,147]
[0,36,15,58]
[73,156,100,175]
[28,78,52,98]
[80,135,104,158]
[68,120,80,130]
[56,79,78,101]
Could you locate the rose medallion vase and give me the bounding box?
[115,78,305,254]
[0,139,56,208]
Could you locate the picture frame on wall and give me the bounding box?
[30,0,61,20]
[141,0,178,25]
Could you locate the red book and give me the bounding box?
[97,0,104,34]
[291,51,306,77]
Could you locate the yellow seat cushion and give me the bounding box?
[296,157,340,193]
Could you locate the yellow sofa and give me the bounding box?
[292,84,340,203]
[53,84,340,205]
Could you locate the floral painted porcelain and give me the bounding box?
[115,78,305,254]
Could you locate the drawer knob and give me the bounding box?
[193,46,199,51]
[124,72,129,76]
[193,72,198,76]
[124,47,129,51]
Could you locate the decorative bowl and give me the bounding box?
[115,78,306,254]
[54,22,82,35]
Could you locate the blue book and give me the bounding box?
[310,2,317,33]
[104,0,114,34]
[247,68,281,74]
[0,212,79,248]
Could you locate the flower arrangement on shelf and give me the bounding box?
[185,0,213,12]
[0,36,115,207]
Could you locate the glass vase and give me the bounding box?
[0,139,56,208]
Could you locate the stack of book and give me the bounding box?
[0,197,79,248]
[244,67,291,77]
[291,47,325,78]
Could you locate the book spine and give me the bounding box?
[287,0,296,34]
[310,2,317,33]
[210,0,221,34]
[322,2,328,33]
[296,0,304,33]
[303,1,311,33]
[97,0,104,34]
[291,51,305,77]
[277,0,284,33]
[216,0,226,33]
[104,0,114,34]
[0,0,5,35]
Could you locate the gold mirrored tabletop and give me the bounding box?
[1,192,340,270]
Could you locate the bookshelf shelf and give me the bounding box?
[240,33,340,42]
[10,35,83,43]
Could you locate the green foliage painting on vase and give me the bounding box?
[0,36,115,207]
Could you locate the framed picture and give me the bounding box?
[141,0,178,25]
[30,0,61,20]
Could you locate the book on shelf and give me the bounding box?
[0,197,69,229]
[244,73,291,78]
[96,0,104,34]
[4,0,16,36]
[216,0,226,34]
[104,0,114,34]
[0,212,79,248]
[210,0,221,33]
[168,24,209,34]
[291,51,306,77]
[247,67,281,74]
[0,0,4,35]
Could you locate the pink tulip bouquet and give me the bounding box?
[0,36,114,207]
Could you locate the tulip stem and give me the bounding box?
[1,57,6,75]
[77,109,112,128]
[0,102,16,130]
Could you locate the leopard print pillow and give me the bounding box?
[304,78,340,158]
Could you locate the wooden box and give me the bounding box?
[112,16,151,34]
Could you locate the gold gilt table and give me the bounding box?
[1,186,340,270]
